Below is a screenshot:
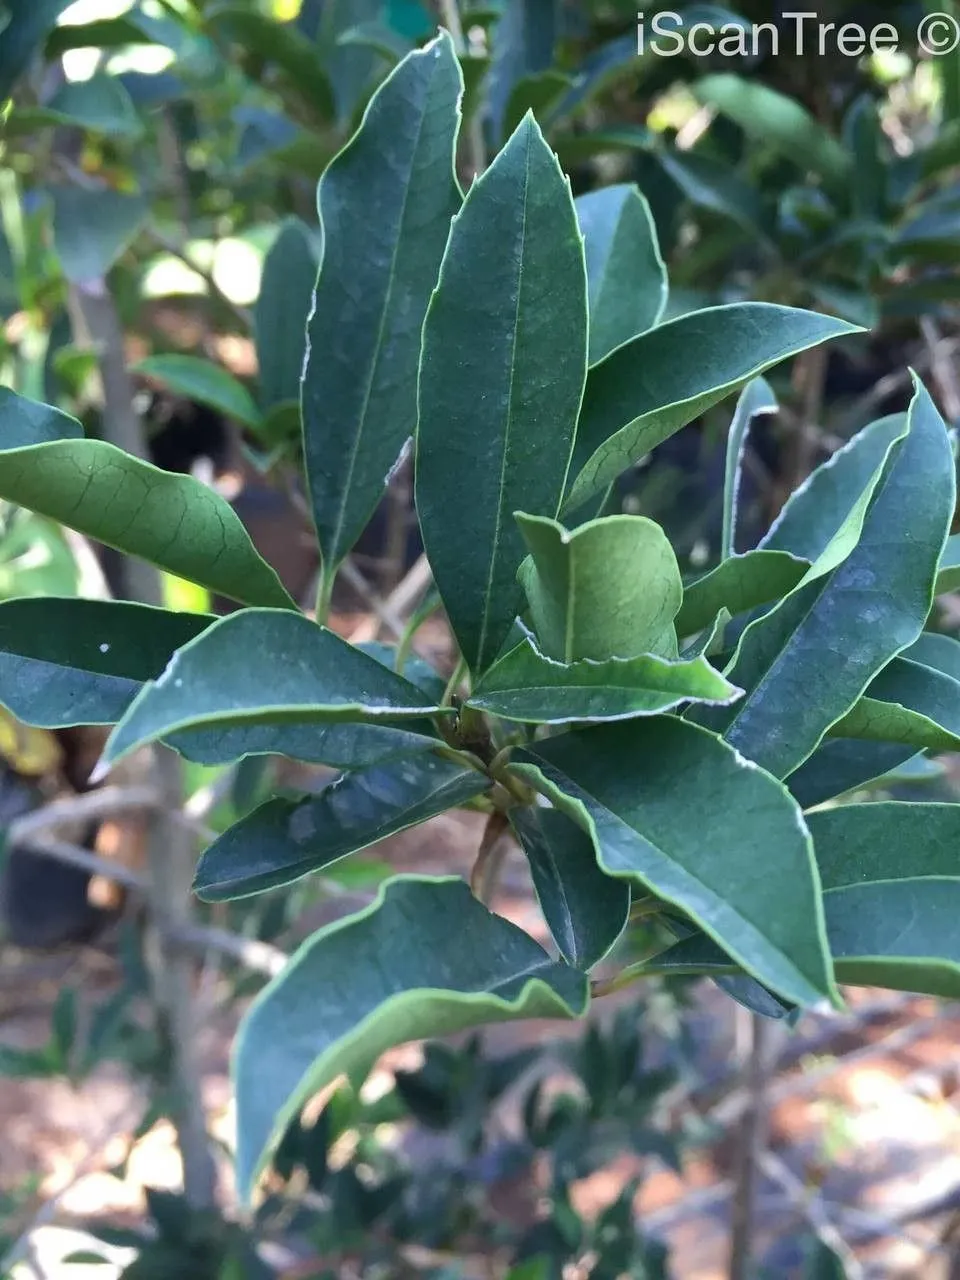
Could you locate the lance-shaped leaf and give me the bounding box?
[695,379,954,779]
[234,875,588,1198]
[303,34,463,600]
[786,738,920,810]
[828,657,960,753]
[807,802,960,890]
[937,535,960,593]
[0,597,211,729]
[564,306,858,511]
[824,879,960,998]
[509,718,837,1008]
[510,806,629,970]
[195,754,488,901]
[99,610,451,771]
[417,115,588,674]
[134,355,261,429]
[575,184,666,363]
[169,643,444,768]
[0,387,294,609]
[721,376,778,559]
[516,513,682,661]
[468,633,739,724]
[758,414,907,562]
[676,550,808,639]
[255,218,318,412]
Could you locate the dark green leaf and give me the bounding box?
[0,597,210,729]
[786,738,920,810]
[205,5,335,119]
[656,149,767,239]
[721,377,777,560]
[807,802,960,890]
[0,387,293,609]
[100,609,450,770]
[575,184,666,364]
[255,218,318,412]
[134,355,261,429]
[510,806,629,970]
[829,657,960,753]
[0,0,73,101]
[758,414,907,563]
[303,34,462,599]
[417,114,588,673]
[516,514,681,661]
[936,534,960,593]
[676,550,808,639]
[468,633,739,724]
[195,754,488,900]
[503,69,571,140]
[510,718,837,1007]
[50,186,148,282]
[43,73,143,137]
[485,0,557,141]
[234,874,588,1198]
[696,379,954,778]
[904,631,960,681]
[565,306,858,512]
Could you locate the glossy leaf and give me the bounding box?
[195,754,488,901]
[564,306,858,512]
[829,657,960,753]
[758,414,907,562]
[255,218,318,412]
[575,184,666,363]
[417,115,588,673]
[825,879,960,998]
[100,609,451,770]
[303,34,462,599]
[468,633,739,724]
[234,875,588,1197]
[510,718,837,1008]
[694,75,851,185]
[696,380,954,778]
[676,550,808,639]
[510,806,629,970]
[722,377,777,559]
[134,355,261,429]
[786,738,919,810]
[0,387,293,609]
[807,803,960,890]
[0,597,210,729]
[50,187,148,282]
[516,514,682,661]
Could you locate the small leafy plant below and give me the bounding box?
[2,31,960,1209]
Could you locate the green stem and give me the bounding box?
[590,959,740,999]
[315,566,334,625]
[442,656,467,706]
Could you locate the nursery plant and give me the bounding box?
[4,32,960,1209]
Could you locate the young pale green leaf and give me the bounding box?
[937,535,960,593]
[509,717,837,1008]
[758,414,907,562]
[99,609,451,772]
[417,115,588,674]
[807,802,960,890]
[195,754,488,901]
[676,550,808,639]
[721,376,778,560]
[255,218,318,412]
[134,355,261,429]
[575,184,667,363]
[694,75,851,185]
[49,186,148,282]
[564,306,859,512]
[828,657,960,753]
[234,874,588,1198]
[304,33,463,598]
[824,879,960,998]
[510,806,629,970]
[516,513,682,662]
[0,388,294,609]
[468,633,739,724]
[0,597,211,729]
[786,738,920,810]
[695,379,954,779]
